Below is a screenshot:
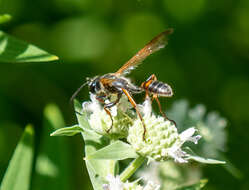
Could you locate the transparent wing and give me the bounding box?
[115,29,173,76]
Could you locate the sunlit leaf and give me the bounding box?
[74,100,116,190]
[32,104,71,190]
[175,179,208,190]
[0,14,11,24]
[87,141,138,160]
[0,31,59,63]
[0,125,34,190]
[50,125,83,136]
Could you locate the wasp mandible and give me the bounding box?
[71,29,175,139]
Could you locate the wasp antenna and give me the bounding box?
[165,28,174,35]
[70,81,88,104]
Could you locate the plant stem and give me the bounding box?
[120,155,146,182]
[109,139,117,175]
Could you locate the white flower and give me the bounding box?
[82,93,133,138]
[143,180,160,190]
[83,94,202,163]
[137,162,161,187]
[167,128,201,163]
[103,175,123,190]
[103,174,160,190]
[128,99,202,163]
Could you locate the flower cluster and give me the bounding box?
[51,91,226,190]
[83,94,201,163]
[83,94,133,139]
[103,175,160,190]
[128,98,201,163]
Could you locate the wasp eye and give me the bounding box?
[89,82,96,93]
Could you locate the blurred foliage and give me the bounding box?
[0,0,249,189]
[0,14,11,24]
[168,100,227,158]
[0,125,34,190]
[32,104,71,190]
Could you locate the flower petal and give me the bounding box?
[105,174,123,190]
[179,127,201,144]
[142,98,152,117]
[188,135,202,144]
[144,180,160,190]
[179,127,196,141]
[168,147,188,163]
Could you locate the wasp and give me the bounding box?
[141,74,176,126]
[71,29,175,139]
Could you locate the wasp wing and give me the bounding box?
[115,29,173,76]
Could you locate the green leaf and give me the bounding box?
[87,141,138,160]
[175,179,208,190]
[74,100,116,190]
[50,125,83,136]
[0,14,11,24]
[32,104,72,190]
[187,155,226,164]
[0,124,34,190]
[0,31,59,63]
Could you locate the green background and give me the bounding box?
[0,0,249,189]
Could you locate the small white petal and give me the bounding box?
[142,98,152,117]
[110,105,117,117]
[179,127,196,143]
[102,184,110,190]
[83,94,102,113]
[105,175,123,190]
[90,93,97,102]
[82,101,90,111]
[168,147,188,163]
[144,180,160,190]
[188,135,202,144]
[137,162,161,187]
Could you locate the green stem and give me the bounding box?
[120,155,146,182]
[109,139,117,175]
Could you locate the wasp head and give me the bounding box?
[87,76,102,94]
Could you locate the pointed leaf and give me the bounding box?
[0,31,59,63]
[0,14,11,24]
[87,141,138,160]
[82,130,116,190]
[0,125,34,190]
[74,100,116,190]
[175,179,208,190]
[32,104,71,190]
[50,125,83,136]
[187,155,226,164]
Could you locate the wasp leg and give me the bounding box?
[141,74,157,100]
[75,111,83,116]
[146,74,157,82]
[96,94,107,103]
[152,94,177,126]
[122,88,146,140]
[103,107,114,133]
[103,93,122,133]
